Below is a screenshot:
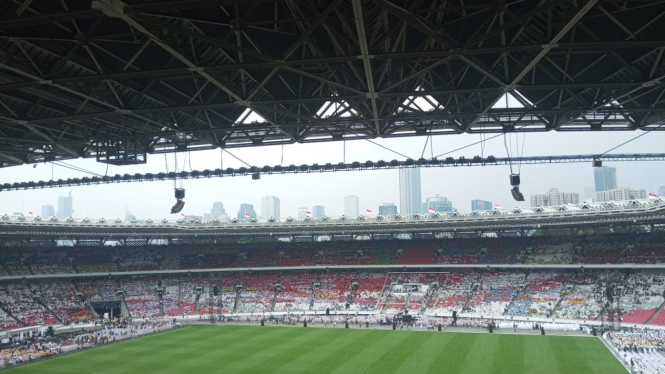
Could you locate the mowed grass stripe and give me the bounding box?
[4,326,627,374]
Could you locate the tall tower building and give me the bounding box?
[399,168,422,214]
[211,202,226,218]
[261,196,280,220]
[312,205,325,219]
[594,166,617,192]
[41,204,55,217]
[379,202,397,215]
[237,204,256,220]
[57,191,73,218]
[344,195,359,217]
[422,195,453,213]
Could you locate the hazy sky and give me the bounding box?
[1,130,664,219]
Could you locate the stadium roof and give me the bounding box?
[0,0,665,167]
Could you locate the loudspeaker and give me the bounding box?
[345,322,349,329]
[606,286,614,303]
[393,323,396,330]
[326,308,329,316]
[452,311,457,320]
[593,160,602,167]
[261,320,264,327]
[438,324,442,332]
[252,173,260,180]
[304,321,307,327]
[174,188,185,199]
[213,286,218,296]
[510,174,521,186]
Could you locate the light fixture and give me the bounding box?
[171,188,185,214]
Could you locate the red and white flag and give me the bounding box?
[428,207,435,212]
[28,211,33,215]
[245,212,250,217]
[306,210,312,215]
[181,213,185,217]
[366,209,372,213]
[494,204,502,209]
[649,192,658,198]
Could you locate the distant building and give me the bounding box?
[237,203,256,220]
[203,213,213,221]
[659,186,665,197]
[125,207,136,221]
[422,195,453,213]
[530,188,579,207]
[183,215,202,221]
[211,202,226,218]
[399,168,421,214]
[297,207,308,220]
[471,200,492,211]
[312,205,325,219]
[57,191,73,218]
[41,204,55,217]
[344,195,359,217]
[594,166,617,192]
[379,202,397,215]
[261,196,280,221]
[584,186,596,202]
[595,188,647,202]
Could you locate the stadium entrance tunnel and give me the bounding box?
[92,301,122,319]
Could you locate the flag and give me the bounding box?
[366,209,372,213]
[181,213,185,217]
[428,207,435,212]
[306,211,312,215]
[494,204,502,209]
[28,211,33,215]
[245,212,250,217]
[649,192,658,198]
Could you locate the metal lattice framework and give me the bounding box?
[1,0,665,167]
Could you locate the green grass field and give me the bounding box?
[7,325,626,374]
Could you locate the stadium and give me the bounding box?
[0,0,665,373]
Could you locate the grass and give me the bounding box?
[6,325,626,374]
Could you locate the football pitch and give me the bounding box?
[7,325,626,374]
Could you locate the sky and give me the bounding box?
[1,127,664,220]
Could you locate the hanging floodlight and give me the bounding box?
[171,188,185,213]
[510,174,525,201]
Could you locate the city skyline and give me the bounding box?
[1,132,664,219]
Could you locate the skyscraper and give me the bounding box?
[57,191,73,218]
[261,196,280,221]
[125,207,136,221]
[594,166,617,192]
[379,202,397,215]
[399,168,421,214]
[584,186,596,202]
[237,203,256,220]
[422,195,453,213]
[41,204,55,217]
[312,205,325,219]
[471,200,492,211]
[659,186,665,197]
[211,202,226,218]
[344,195,359,217]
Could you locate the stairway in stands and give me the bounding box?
[646,300,665,324]
[549,284,575,318]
